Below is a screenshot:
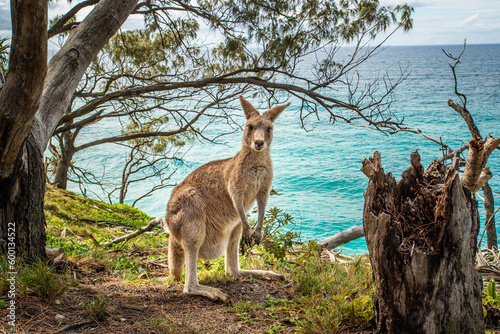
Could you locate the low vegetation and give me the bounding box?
[0,185,498,332]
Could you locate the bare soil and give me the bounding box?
[0,260,296,334]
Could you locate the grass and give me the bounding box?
[83,295,111,320]
[45,185,165,259]
[147,315,179,332]
[1,257,72,303]
[18,260,72,302]
[44,184,169,281]
[0,299,7,309]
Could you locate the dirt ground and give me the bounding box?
[0,260,296,334]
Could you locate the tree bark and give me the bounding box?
[363,151,484,333]
[31,0,140,154]
[0,133,47,260]
[448,98,499,249]
[0,1,48,259]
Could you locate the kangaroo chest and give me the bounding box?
[240,165,272,203]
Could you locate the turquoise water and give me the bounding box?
[68,44,500,253]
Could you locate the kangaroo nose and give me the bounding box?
[254,140,264,150]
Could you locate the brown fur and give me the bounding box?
[163,96,290,303]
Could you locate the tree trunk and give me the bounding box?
[0,1,48,260]
[363,151,484,333]
[483,183,497,249]
[0,132,47,260]
[53,131,76,190]
[54,154,72,189]
[31,0,140,154]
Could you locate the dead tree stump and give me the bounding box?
[362,150,484,333]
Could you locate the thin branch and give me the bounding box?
[50,320,97,334]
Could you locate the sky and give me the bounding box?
[378,0,500,45]
[0,0,499,46]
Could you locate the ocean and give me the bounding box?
[68,44,500,253]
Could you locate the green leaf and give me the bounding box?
[487,279,496,299]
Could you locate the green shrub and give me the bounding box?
[248,206,300,261]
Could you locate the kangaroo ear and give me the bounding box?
[239,96,260,120]
[263,102,291,122]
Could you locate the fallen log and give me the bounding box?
[102,217,165,246]
[316,225,364,250]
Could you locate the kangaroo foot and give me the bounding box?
[184,284,229,304]
[236,269,285,281]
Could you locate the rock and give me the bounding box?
[46,247,65,260]
[53,253,66,265]
[229,324,242,332]
[55,314,66,322]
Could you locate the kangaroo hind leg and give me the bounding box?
[183,241,230,304]
[225,223,285,281]
[176,213,229,304]
[168,236,184,281]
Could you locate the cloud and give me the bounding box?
[459,13,480,26]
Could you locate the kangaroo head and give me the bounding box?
[239,96,291,152]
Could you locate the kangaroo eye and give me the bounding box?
[247,125,253,131]
[267,127,272,133]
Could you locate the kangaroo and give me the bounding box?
[163,96,290,303]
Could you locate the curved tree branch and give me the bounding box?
[31,0,140,155]
[48,0,100,38]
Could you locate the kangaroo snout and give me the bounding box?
[254,139,265,150]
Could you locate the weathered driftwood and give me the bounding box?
[477,247,500,282]
[483,137,500,165]
[363,150,484,333]
[461,135,485,192]
[361,151,381,178]
[316,225,364,250]
[460,135,499,193]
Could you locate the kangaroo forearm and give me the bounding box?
[238,209,251,230]
[255,209,265,232]
[255,193,268,232]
